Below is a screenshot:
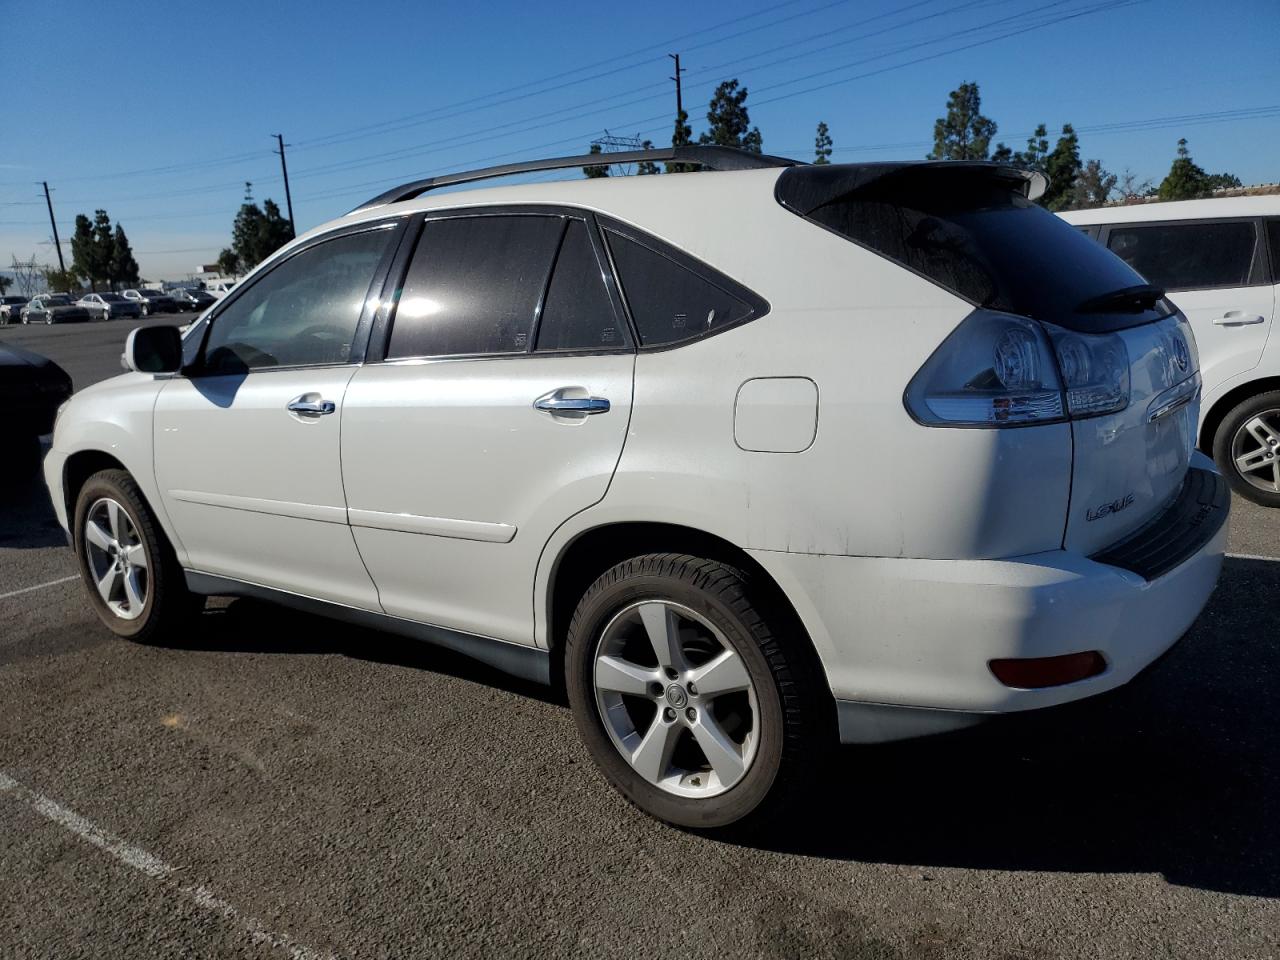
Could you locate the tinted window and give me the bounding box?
[776,164,1170,334]
[1107,221,1257,290]
[200,227,390,373]
[605,230,753,346]
[536,221,629,352]
[388,215,562,358]
[1267,220,1280,282]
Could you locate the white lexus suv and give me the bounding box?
[46,147,1228,830]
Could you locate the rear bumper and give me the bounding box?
[749,455,1229,743]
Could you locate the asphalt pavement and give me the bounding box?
[1,318,1277,959]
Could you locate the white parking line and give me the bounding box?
[0,575,79,602]
[0,772,335,960]
[1225,551,1280,562]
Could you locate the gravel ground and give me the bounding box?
[1,319,1277,959]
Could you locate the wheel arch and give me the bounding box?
[544,521,830,700]
[1199,376,1280,453]
[62,450,129,524]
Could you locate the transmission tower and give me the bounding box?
[589,131,649,176]
[9,256,41,297]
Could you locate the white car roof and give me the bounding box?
[1062,194,1280,224]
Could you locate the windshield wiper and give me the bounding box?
[1076,284,1165,314]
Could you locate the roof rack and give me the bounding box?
[350,145,801,212]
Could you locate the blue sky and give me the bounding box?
[2,0,1277,281]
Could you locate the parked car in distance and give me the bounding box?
[22,294,91,324]
[1,341,72,462]
[204,279,237,299]
[46,148,1228,830]
[78,292,143,321]
[172,288,217,312]
[123,289,178,316]
[0,295,30,325]
[1062,197,1280,506]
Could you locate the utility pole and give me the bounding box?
[273,134,296,238]
[668,53,685,122]
[42,181,66,274]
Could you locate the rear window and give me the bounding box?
[776,164,1170,333]
[1107,221,1257,290]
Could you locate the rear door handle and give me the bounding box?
[1212,311,1266,326]
[533,390,610,415]
[287,395,336,416]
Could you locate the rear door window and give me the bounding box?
[388,214,562,359]
[1267,219,1280,282]
[535,220,630,352]
[604,229,758,347]
[1106,221,1258,290]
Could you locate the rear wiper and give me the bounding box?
[1076,284,1165,314]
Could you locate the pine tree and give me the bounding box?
[928,82,997,160]
[70,214,98,289]
[1068,159,1118,209]
[666,108,696,173]
[582,142,610,179]
[1042,124,1081,211]
[1158,139,1209,201]
[635,140,661,176]
[93,210,116,290]
[699,80,762,153]
[814,121,833,165]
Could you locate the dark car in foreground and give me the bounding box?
[21,295,92,325]
[172,288,217,312]
[1,342,72,462]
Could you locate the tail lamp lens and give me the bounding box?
[905,310,1131,428]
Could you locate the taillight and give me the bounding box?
[905,309,1131,428]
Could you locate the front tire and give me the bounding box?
[565,553,828,831]
[1213,390,1280,507]
[73,469,199,642]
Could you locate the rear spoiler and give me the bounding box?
[775,161,1048,215]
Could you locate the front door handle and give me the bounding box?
[1212,311,1266,326]
[533,390,610,415]
[287,395,336,416]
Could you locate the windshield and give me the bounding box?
[46,296,71,305]
[101,293,124,302]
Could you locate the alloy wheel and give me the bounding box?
[82,497,149,620]
[1231,409,1280,494]
[593,600,759,798]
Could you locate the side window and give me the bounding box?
[1267,220,1280,282]
[1106,221,1257,290]
[535,220,630,352]
[604,229,756,347]
[387,215,562,359]
[200,228,391,374]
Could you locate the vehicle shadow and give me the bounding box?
[731,555,1279,899]
[0,448,68,550]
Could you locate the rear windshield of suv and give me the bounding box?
[776,164,1171,333]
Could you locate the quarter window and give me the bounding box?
[1106,221,1258,290]
[388,215,562,359]
[1267,220,1280,282]
[604,230,755,347]
[200,228,391,373]
[535,220,629,352]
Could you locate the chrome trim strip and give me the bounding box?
[347,508,516,543]
[183,571,550,685]
[167,489,347,524]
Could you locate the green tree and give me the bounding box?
[1205,172,1242,192]
[228,196,295,271]
[582,142,610,179]
[635,140,661,176]
[698,79,762,153]
[928,81,997,160]
[1042,124,1081,211]
[216,248,241,277]
[110,225,140,288]
[69,214,99,288]
[666,108,696,173]
[0,274,11,296]
[91,210,116,290]
[1158,138,1210,201]
[814,121,833,164]
[1068,159,1118,209]
[42,266,80,294]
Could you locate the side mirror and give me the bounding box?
[122,325,183,374]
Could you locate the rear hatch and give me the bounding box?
[776,162,1201,555]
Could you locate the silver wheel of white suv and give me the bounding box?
[1230,409,1280,495]
[593,599,759,798]
[82,497,149,620]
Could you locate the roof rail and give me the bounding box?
[350,145,801,212]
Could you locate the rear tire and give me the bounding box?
[1212,390,1280,508]
[72,469,200,642]
[565,553,829,831]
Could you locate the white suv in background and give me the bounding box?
[46,148,1227,830]
[1063,198,1280,506]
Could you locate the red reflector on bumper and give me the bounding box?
[989,651,1107,689]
